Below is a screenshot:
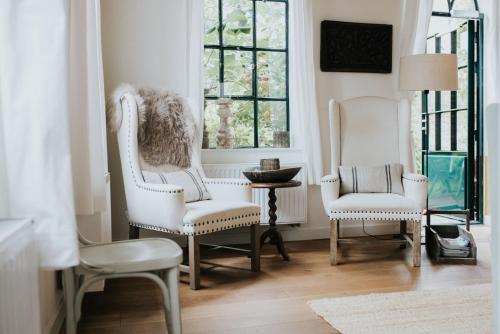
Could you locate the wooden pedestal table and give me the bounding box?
[251,180,301,261]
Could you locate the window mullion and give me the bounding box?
[252,0,258,148]
[218,0,224,97]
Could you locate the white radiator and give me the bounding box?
[203,163,308,225]
[0,219,40,334]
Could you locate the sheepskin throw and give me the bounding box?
[107,84,196,168]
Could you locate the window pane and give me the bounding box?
[458,27,468,67]
[204,49,220,96]
[441,112,451,151]
[223,0,253,47]
[232,101,255,148]
[256,1,286,49]
[441,91,451,111]
[429,114,435,151]
[457,110,468,151]
[458,68,468,108]
[257,51,286,98]
[223,50,253,96]
[440,33,451,53]
[204,0,219,44]
[453,0,476,11]
[432,0,449,12]
[204,100,219,149]
[258,101,287,147]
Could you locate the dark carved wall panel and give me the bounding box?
[320,20,393,73]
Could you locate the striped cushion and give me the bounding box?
[339,164,404,195]
[142,167,212,203]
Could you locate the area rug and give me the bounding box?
[308,284,492,334]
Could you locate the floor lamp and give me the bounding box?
[399,54,459,209]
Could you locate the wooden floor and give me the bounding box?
[78,226,492,334]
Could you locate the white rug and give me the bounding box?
[308,284,492,334]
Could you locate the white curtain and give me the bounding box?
[186,0,205,166]
[398,0,434,172]
[0,0,107,269]
[70,0,108,215]
[289,0,323,185]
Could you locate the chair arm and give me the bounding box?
[321,174,340,215]
[127,180,186,232]
[402,173,428,211]
[203,178,253,202]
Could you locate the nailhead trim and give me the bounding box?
[184,212,260,227]
[321,178,340,184]
[329,210,421,221]
[402,176,428,183]
[204,179,252,186]
[130,218,260,236]
[122,97,183,194]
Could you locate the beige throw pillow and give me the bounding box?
[339,164,404,195]
[142,167,212,203]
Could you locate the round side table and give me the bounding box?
[251,180,301,261]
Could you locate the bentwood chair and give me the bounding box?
[62,233,183,334]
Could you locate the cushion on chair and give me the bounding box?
[142,167,211,203]
[326,193,421,221]
[339,164,404,195]
[182,200,261,235]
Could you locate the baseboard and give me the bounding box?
[46,297,65,334]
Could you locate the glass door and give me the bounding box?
[422,18,483,223]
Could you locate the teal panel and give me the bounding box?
[426,154,466,210]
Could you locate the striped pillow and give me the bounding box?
[339,164,404,195]
[142,167,212,203]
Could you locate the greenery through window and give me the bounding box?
[203,0,289,149]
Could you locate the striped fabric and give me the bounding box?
[142,167,212,203]
[339,164,404,195]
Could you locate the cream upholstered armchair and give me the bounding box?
[115,92,261,290]
[321,96,427,267]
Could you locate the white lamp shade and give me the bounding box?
[399,54,458,91]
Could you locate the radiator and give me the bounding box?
[0,219,40,334]
[203,163,308,225]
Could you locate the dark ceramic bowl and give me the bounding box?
[242,166,301,183]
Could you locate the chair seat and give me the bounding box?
[182,200,261,235]
[79,238,182,274]
[326,193,422,221]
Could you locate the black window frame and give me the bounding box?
[204,0,290,149]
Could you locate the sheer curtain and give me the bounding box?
[186,0,205,166]
[398,0,434,172]
[289,0,323,185]
[0,0,107,268]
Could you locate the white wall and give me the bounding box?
[101,0,404,242]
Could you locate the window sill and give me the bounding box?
[201,148,304,165]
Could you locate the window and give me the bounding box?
[203,0,289,149]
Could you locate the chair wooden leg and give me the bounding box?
[413,220,421,267]
[129,224,140,239]
[400,220,407,249]
[330,220,339,265]
[250,224,261,272]
[165,268,182,334]
[62,268,77,334]
[188,235,201,290]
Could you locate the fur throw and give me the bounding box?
[107,84,196,168]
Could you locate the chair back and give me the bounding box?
[328,96,413,173]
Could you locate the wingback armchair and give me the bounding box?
[321,96,427,267]
[115,92,261,289]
